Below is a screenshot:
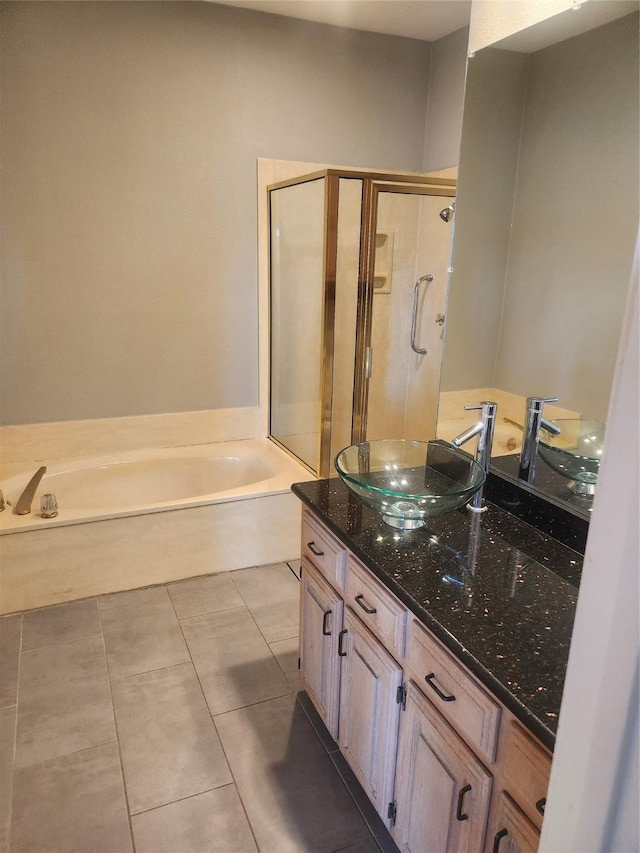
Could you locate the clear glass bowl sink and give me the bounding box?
[334,439,486,530]
[538,419,605,496]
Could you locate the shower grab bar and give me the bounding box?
[410,274,433,354]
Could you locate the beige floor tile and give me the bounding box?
[15,635,115,768]
[181,606,292,715]
[0,615,21,709]
[22,598,101,651]
[111,662,232,814]
[131,785,258,853]
[270,635,303,691]
[214,693,371,853]
[168,572,244,619]
[100,585,190,677]
[0,707,16,853]
[231,563,300,643]
[10,742,132,853]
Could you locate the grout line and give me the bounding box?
[97,601,139,853]
[167,581,261,853]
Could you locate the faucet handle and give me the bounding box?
[40,494,58,519]
[0,490,5,512]
[527,396,558,408]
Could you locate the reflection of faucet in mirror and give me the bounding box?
[451,401,497,512]
[518,397,561,484]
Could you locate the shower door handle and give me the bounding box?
[410,274,433,354]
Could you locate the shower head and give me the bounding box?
[439,203,455,222]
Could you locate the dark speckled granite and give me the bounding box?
[292,477,583,752]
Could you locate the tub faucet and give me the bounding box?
[519,397,562,483]
[451,401,497,512]
[14,466,47,515]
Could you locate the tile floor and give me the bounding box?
[0,562,396,853]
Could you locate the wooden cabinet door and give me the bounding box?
[485,792,540,853]
[338,607,403,825]
[299,557,344,740]
[392,682,493,853]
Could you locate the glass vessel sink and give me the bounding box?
[538,419,605,496]
[334,439,485,530]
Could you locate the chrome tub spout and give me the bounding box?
[14,466,47,515]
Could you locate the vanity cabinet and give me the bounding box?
[299,557,344,739]
[486,793,540,853]
[298,506,553,853]
[392,681,492,852]
[338,606,403,821]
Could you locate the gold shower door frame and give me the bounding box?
[268,169,456,479]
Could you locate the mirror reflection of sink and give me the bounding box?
[334,439,485,531]
[538,420,606,496]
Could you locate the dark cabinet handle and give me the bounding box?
[456,784,471,821]
[536,797,546,816]
[425,673,456,702]
[322,609,332,636]
[355,594,377,614]
[492,829,508,853]
[338,629,348,656]
[307,541,324,557]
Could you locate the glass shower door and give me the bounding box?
[364,187,455,443]
[269,178,326,473]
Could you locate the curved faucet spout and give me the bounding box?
[14,466,47,515]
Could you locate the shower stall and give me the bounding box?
[269,168,456,478]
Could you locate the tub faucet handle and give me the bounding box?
[0,490,5,512]
[40,493,58,519]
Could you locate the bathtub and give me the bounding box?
[0,438,313,613]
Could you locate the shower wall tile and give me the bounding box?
[168,572,244,620]
[180,606,291,715]
[10,742,132,853]
[15,635,115,768]
[22,599,101,651]
[231,562,300,643]
[0,615,21,709]
[111,662,231,814]
[131,786,258,853]
[99,586,190,678]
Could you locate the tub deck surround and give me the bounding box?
[0,439,313,534]
[292,477,583,751]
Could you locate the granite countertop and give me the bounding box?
[292,477,583,751]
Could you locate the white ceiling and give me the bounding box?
[212,0,472,42]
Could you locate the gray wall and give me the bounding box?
[1,2,467,425]
[441,13,638,421]
[422,26,469,172]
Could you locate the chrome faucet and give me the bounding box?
[14,466,47,515]
[518,397,562,483]
[451,401,497,512]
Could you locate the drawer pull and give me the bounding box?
[322,610,333,637]
[536,797,546,816]
[492,829,508,853]
[456,784,471,821]
[338,629,348,657]
[307,541,325,557]
[355,594,377,615]
[322,609,332,636]
[425,673,456,702]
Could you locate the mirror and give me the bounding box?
[437,8,639,519]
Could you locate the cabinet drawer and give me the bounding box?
[345,555,407,660]
[301,508,347,590]
[503,722,551,830]
[406,618,500,764]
